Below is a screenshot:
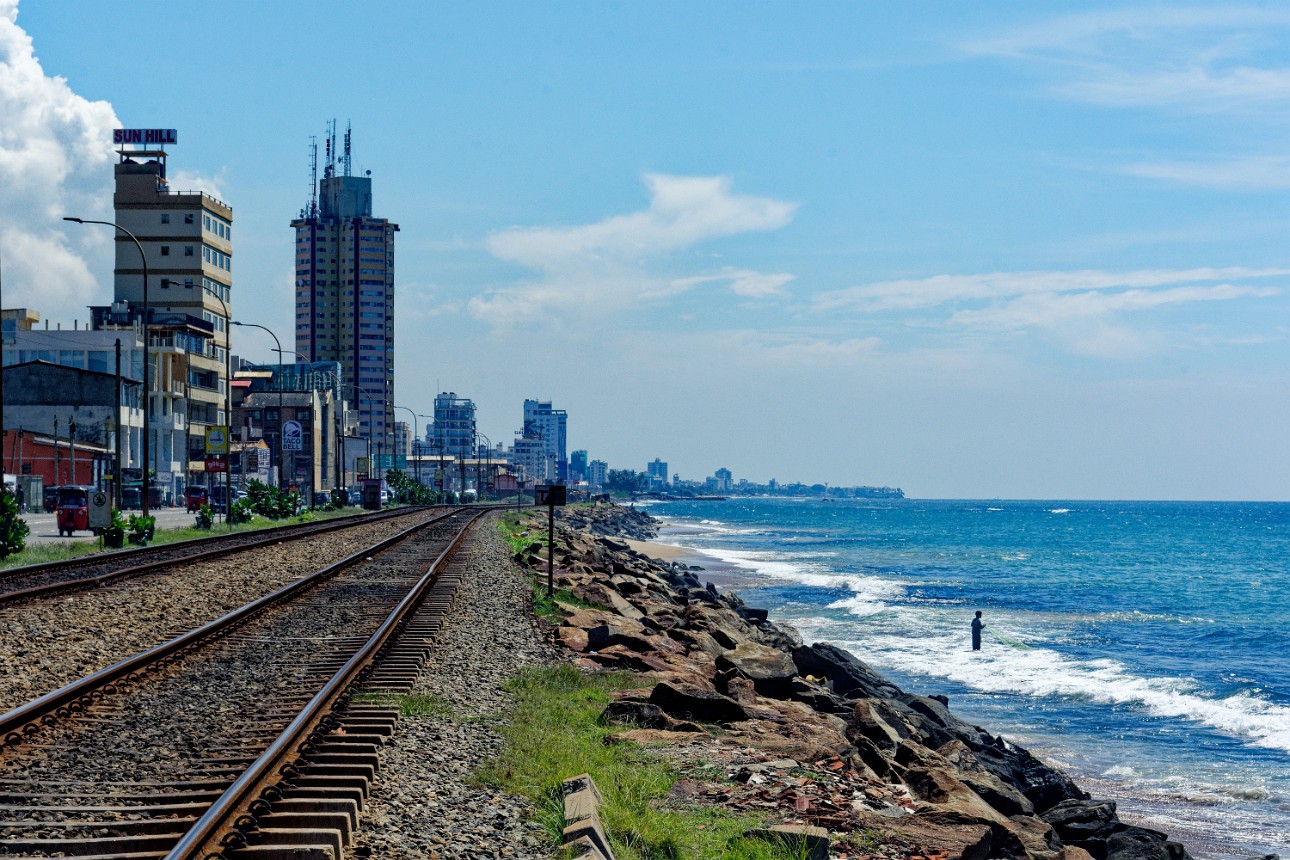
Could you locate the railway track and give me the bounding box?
[0,506,435,603]
[0,506,489,859]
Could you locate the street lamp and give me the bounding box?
[231,321,284,490]
[476,432,493,503]
[392,404,423,491]
[64,217,151,519]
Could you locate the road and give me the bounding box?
[19,508,199,545]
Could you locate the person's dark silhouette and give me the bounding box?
[971,611,984,651]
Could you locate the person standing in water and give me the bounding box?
[971,611,984,651]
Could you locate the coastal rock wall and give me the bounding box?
[516,504,1202,860]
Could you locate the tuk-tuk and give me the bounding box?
[56,486,91,536]
[121,487,142,510]
[185,486,209,513]
[43,485,60,513]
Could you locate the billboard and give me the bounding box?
[113,128,178,145]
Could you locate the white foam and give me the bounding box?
[1049,508,1071,514]
[852,630,1290,754]
[695,546,906,601]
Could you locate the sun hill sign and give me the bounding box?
[113,128,178,146]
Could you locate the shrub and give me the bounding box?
[0,489,29,558]
[194,504,214,530]
[243,479,300,519]
[227,497,254,525]
[126,513,155,545]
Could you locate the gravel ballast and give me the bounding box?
[354,514,557,860]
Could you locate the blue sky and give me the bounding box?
[4,1,1289,499]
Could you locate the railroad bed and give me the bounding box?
[0,507,488,859]
[0,508,456,714]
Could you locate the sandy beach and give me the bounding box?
[622,537,762,589]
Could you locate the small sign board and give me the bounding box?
[281,420,304,451]
[205,426,228,454]
[89,491,112,529]
[535,484,567,507]
[356,456,369,473]
[205,456,227,473]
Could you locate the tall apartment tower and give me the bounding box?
[291,124,398,453]
[523,398,568,482]
[111,140,232,494]
[432,392,476,460]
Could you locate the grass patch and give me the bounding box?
[350,691,454,718]
[532,585,605,623]
[477,664,812,860]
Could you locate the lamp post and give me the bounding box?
[231,321,284,490]
[63,217,151,518]
[392,404,422,491]
[476,432,493,503]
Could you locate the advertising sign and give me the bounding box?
[281,420,304,452]
[205,456,227,473]
[535,484,567,507]
[113,128,178,145]
[205,426,228,455]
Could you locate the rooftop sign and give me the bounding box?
[113,128,178,146]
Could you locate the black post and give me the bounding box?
[114,339,123,509]
[547,499,554,598]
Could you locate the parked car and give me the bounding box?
[185,486,210,513]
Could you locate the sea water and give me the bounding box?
[641,498,1289,858]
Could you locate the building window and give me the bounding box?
[161,213,170,224]
[160,246,170,256]
[184,246,194,256]
[184,213,194,224]
[185,278,194,289]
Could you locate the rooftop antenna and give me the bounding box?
[323,119,336,180]
[342,121,352,178]
[305,135,318,218]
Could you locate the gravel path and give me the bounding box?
[354,514,558,860]
[0,511,436,713]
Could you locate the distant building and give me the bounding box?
[393,421,411,458]
[522,399,568,482]
[714,467,733,492]
[587,459,608,491]
[291,124,398,456]
[431,392,476,460]
[646,458,669,488]
[569,449,588,484]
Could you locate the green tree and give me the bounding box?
[0,489,29,558]
[606,469,646,495]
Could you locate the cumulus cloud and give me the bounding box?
[470,174,797,326]
[0,0,121,313]
[1116,155,1290,190]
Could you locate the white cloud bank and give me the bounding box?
[469,174,797,325]
[815,267,1283,359]
[0,0,122,313]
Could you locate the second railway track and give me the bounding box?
[0,506,488,859]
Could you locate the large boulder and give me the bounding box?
[1040,799,1122,842]
[973,739,1089,812]
[648,679,749,724]
[715,641,798,697]
[791,643,904,700]
[1105,828,1190,860]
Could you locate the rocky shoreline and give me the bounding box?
[520,503,1262,860]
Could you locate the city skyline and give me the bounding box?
[3,1,1289,499]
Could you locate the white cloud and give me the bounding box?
[470,174,797,326]
[168,167,228,203]
[670,267,795,298]
[0,1,120,314]
[968,6,1290,113]
[812,267,1282,360]
[1117,155,1290,190]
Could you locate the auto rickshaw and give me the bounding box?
[43,485,60,513]
[56,486,91,536]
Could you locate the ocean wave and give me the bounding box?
[850,632,1290,754]
[1049,508,1072,514]
[696,547,905,600]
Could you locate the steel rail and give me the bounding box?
[0,508,461,747]
[0,505,434,585]
[166,508,486,859]
[0,506,438,606]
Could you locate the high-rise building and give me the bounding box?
[714,467,733,492]
[587,459,608,491]
[647,458,669,487]
[569,450,588,484]
[291,123,398,457]
[432,392,475,460]
[109,138,232,498]
[522,399,568,482]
